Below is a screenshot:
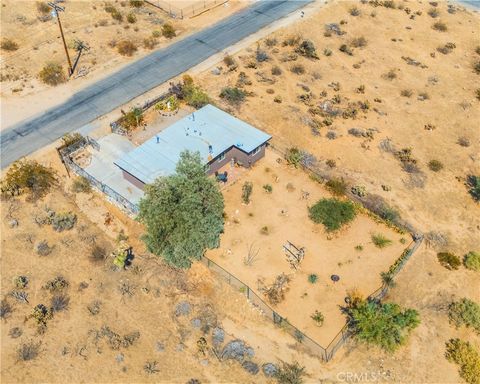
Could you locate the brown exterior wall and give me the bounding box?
[207,144,266,174]
[122,170,146,190]
[120,143,268,187]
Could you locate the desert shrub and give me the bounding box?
[285,147,304,168]
[28,304,53,331]
[383,69,397,80]
[372,233,392,248]
[348,300,420,351]
[449,298,480,333]
[162,23,176,38]
[464,251,480,271]
[242,181,253,204]
[143,37,157,49]
[350,36,367,48]
[51,293,70,312]
[265,37,277,47]
[466,175,480,202]
[17,341,41,361]
[271,65,282,76]
[219,87,246,106]
[437,252,461,270]
[474,61,480,75]
[1,159,57,199]
[38,62,66,86]
[117,40,137,56]
[121,107,143,130]
[323,48,332,56]
[349,6,361,16]
[325,178,347,196]
[428,8,439,18]
[262,273,290,305]
[1,38,19,51]
[126,13,137,23]
[458,137,471,147]
[109,8,123,22]
[339,44,353,56]
[290,64,305,75]
[282,34,301,47]
[260,226,269,235]
[400,89,413,97]
[311,310,324,326]
[296,40,318,59]
[309,198,356,231]
[275,361,306,384]
[152,30,161,38]
[138,151,224,268]
[129,0,144,6]
[223,55,236,67]
[36,1,50,14]
[263,184,273,193]
[428,160,444,172]
[71,176,91,193]
[437,42,456,54]
[90,246,107,263]
[0,299,13,319]
[51,212,77,232]
[308,274,318,284]
[173,77,210,108]
[43,276,69,292]
[326,159,336,168]
[445,338,480,384]
[432,21,447,32]
[14,276,28,289]
[256,48,269,62]
[476,89,480,100]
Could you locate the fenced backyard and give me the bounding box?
[201,235,423,362]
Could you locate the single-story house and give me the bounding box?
[114,104,271,190]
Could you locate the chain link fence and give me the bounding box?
[145,0,227,19]
[200,235,423,362]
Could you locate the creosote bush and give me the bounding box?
[466,175,480,202]
[1,38,19,51]
[448,298,480,333]
[428,160,444,172]
[219,87,246,106]
[437,252,461,270]
[295,40,319,59]
[162,23,176,38]
[445,338,480,384]
[464,251,480,271]
[432,21,447,32]
[1,159,57,199]
[242,181,253,204]
[39,63,66,86]
[350,36,367,48]
[126,13,137,23]
[309,198,356,231]
[275,361,306,384]
[117,40,137,56]
[290,64,305,75]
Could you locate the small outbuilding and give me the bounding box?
[114,104,271,190]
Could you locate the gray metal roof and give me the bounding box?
[114,104,271,184]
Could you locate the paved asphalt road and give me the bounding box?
[0,0,310,167]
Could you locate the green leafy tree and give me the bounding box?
[138,151,224,268]
[308,198,356,231]
[448,298,480,333]
[349,300,420,352]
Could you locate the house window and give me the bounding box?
[251,145,262,156]
[217,152,226,162]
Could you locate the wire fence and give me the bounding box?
[200,235,423,362]
[145,0,227,19]
[58,137,139,215]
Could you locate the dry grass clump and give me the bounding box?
[117,40,137,56]
[17,341,41,361]
[51,293,70,312]
[383,69,397,80]
[1,38,19,51]
[38,63,66,86]
[36,1,50,15]
[349,6,361,16]
[271,65,282,76]
[290,64,305,75]
[400,89,413,97]
[162,23,176,39]
[143,37,158,49]
[350,36,367,48]
[432,21,447,32]
[428,8,440,18]
[428,160,444,172]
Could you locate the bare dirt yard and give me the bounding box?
[207,149,407,347]
[0,0,248,128]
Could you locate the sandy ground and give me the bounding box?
[207,149,407,347]
[0,0,249,129]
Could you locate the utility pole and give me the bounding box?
[71,39,90,75]
[48,2,73,76]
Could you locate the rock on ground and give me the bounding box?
[262,363,278,377]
